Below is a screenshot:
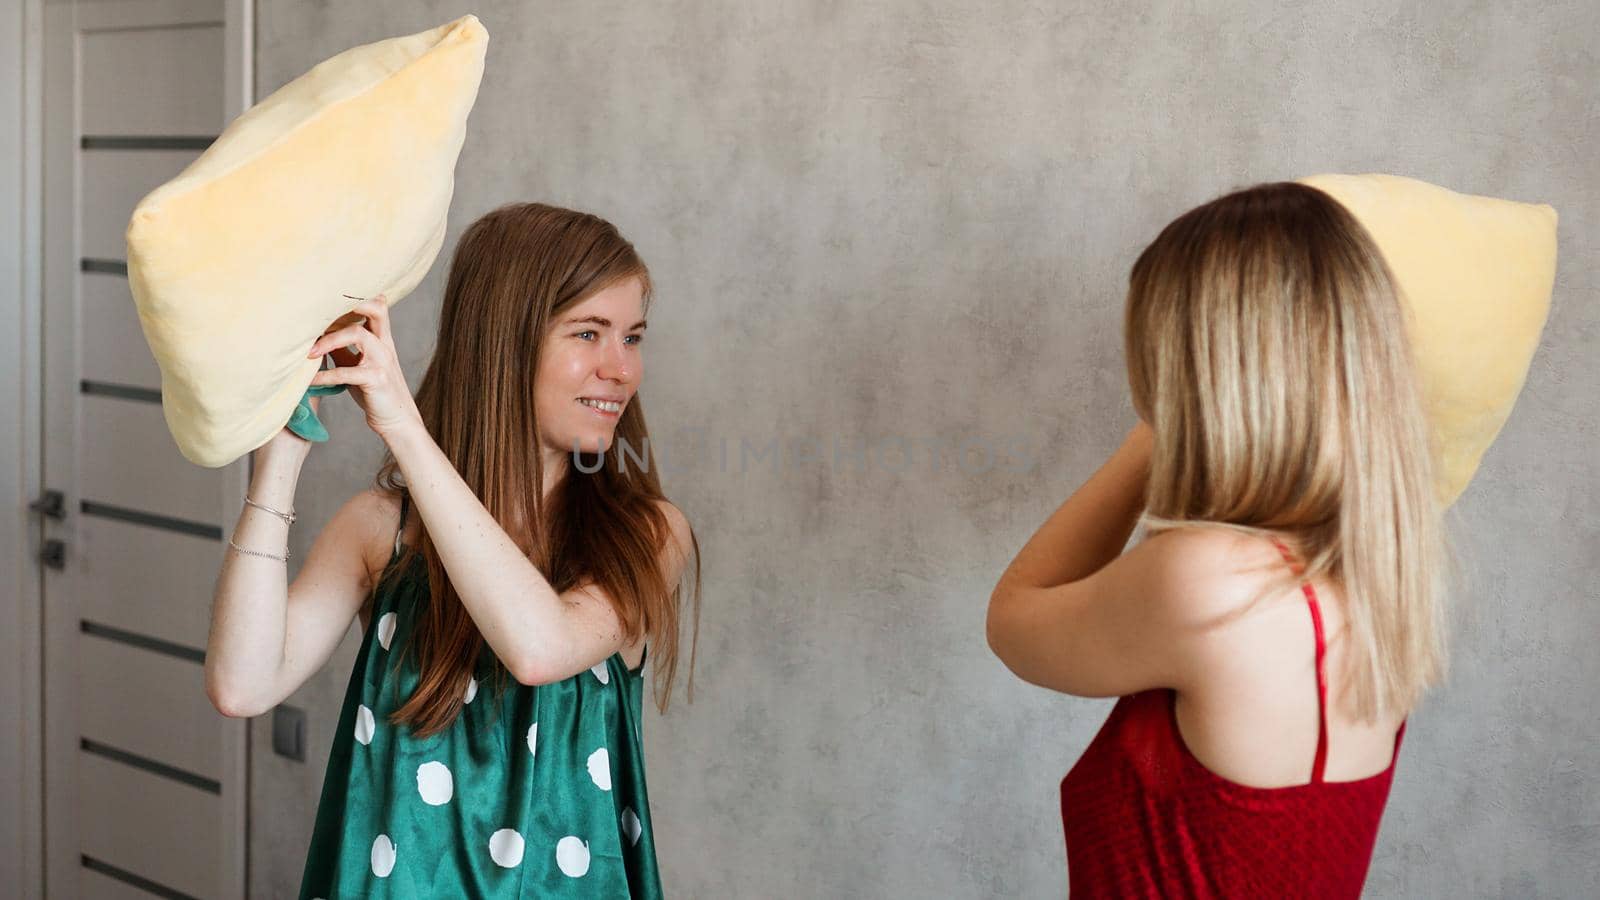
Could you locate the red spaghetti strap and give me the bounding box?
[1269,536,1330,784]
[1302,580,1331,784]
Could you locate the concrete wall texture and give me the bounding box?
[252,2,1598,897]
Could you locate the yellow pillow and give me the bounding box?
[1298,174,1558,508]
[126,15,488,467]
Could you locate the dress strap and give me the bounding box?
[1269,535,1330,784]
[394,490,409,558]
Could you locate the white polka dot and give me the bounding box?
[586,747,611,791]
[555,836,590,877]
[621,807,641,846]
[488,828,525,868]
[371,834,396,877]
[416,761,453,805]
[590,661,610,685]
[464,676,478,704]
[354,705,375,746]
[377,612,396,650]
[526,721,538,757]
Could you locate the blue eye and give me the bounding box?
[624,334,643,345]
[575,330,597,341]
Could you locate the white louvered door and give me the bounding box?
[39,1,250,897]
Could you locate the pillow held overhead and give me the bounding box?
[1297,173,1558,509]
[126,15,489,467]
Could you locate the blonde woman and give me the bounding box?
[988,182,1448,898]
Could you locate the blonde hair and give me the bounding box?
[1125,181,1458,722]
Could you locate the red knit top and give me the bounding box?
[1059,537,1406,898]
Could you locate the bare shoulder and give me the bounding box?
[1122,527,1279,617]
[651,498,695,572]
[1138,523,1277,567]
[652,498,691,540]
[1126,527,1307,685]
[333,487,408,588]
[1143,527,1405,783]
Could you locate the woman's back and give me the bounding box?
[1060,533,1408,899]
[1170,534,1407,788]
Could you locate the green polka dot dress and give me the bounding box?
[298,493,663,898]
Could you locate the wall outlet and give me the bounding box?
[272,704,305,762]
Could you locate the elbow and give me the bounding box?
[205,673,262,719]
[984,616,1031,686]
[987,583,1031,679]
[510,657,562,688]
[985,591,1052,691]
[208,690,261,719]
[985,585,1010,659]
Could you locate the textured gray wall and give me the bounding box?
[253,2,1599,897]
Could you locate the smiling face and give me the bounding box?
[534,275,647,460]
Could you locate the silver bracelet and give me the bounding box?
[228,537,290,562]
[244,494,296,524]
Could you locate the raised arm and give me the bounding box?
[205,426,382,718]
[383,419,694,684]
[987,422,1192,697]
[300,294,695,687]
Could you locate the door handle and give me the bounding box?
[29,489,65,519]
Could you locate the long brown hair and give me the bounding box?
[1125,181,1455,722]
[372,202,701,739]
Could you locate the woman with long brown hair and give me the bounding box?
[204,202,699,898]
[988,182,1451,897]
